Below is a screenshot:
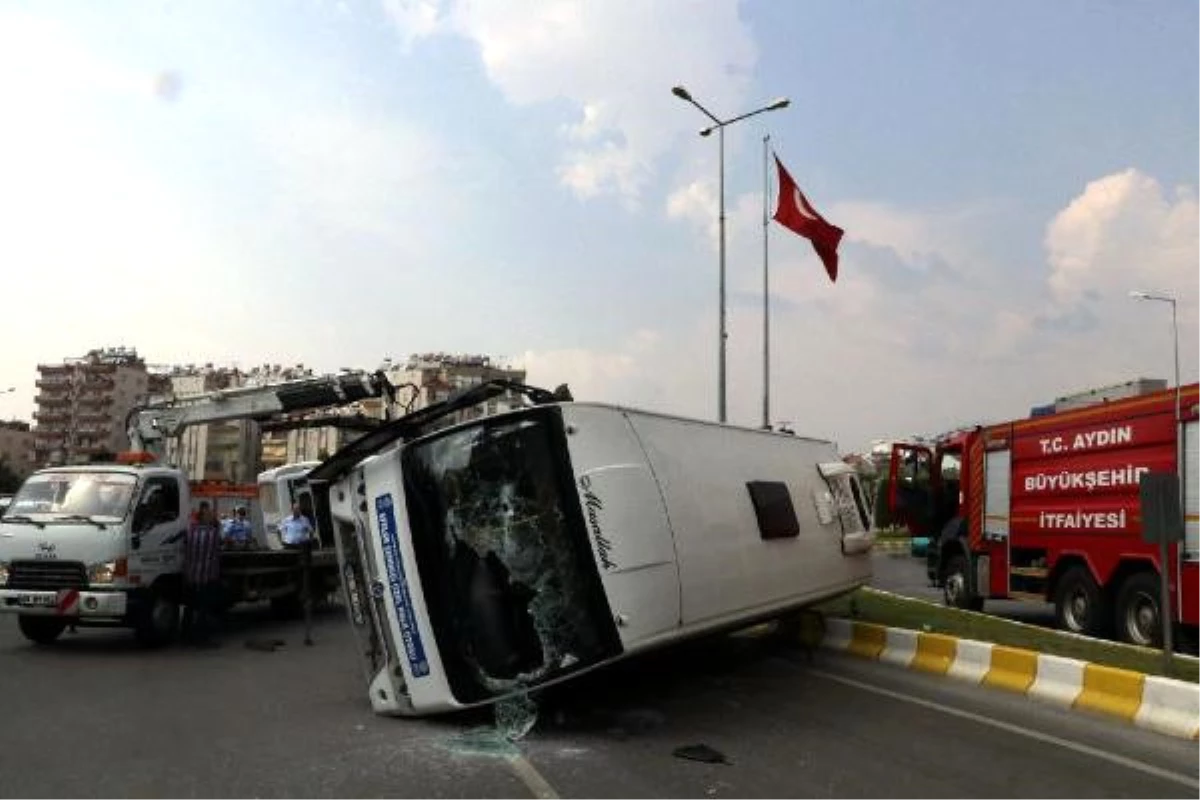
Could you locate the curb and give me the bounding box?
[819,617,1200,740]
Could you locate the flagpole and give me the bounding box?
[762,134,771,430]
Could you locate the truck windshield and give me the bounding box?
[8,472,137,522]
[402,407,620,704]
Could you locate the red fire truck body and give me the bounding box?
[889,383,1198,646]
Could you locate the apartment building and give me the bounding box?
[384,353,527,425]
[160,363,311,482]
[0,420,35,478]
[32,347,169,467]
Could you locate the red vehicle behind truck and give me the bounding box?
[889,382,1198,647]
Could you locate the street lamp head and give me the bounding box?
[671,86,693,102]
[767,97,790,111]
[1129,290,1175,303]
[699,126,714,137]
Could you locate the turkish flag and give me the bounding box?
[772,156,843,282]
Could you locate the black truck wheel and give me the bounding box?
[1054,566,1108,638]
[942,553,984,611]
[18,615,67,645]
[135,589,180,647]
[1114,571,1161,647]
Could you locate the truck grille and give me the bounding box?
[7,560,88,591]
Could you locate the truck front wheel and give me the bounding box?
[1054,566,1108,638]
[942,554,984,612]
[135,590,180,647]
[18,615,67,645]
[1114,571,1161,648]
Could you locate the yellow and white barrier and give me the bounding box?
[821,618,1199,740]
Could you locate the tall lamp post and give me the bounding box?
[672,86,789,423]
[1129,290,1181,659]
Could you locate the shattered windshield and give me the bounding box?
[8,472,137,522]
[403,408,620,703]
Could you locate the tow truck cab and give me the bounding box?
[0,464,190,645]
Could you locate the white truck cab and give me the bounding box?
[0,463,189,645]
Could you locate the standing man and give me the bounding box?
[183,501,223,647]
[222,505,253,549]
[279,502,315,549]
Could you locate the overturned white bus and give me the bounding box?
[309,383,874,716]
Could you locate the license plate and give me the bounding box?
[17,593,56,608]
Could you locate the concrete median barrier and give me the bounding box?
[820,617,1199,740]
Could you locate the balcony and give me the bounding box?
[38,393,72,407]
[76,424,111,436]
[35,376,72,389]
[75,410,111,423]
[76,392,112,407]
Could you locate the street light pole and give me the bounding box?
[672,86,789,424]
[1130,290,1181,661]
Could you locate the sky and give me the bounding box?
[1,0,1196,454]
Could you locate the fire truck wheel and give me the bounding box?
[1054,567,1108,637]
[18,615,67,645]
[1114,571,1161,648]
[942,554,981,611]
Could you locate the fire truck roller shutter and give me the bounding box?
[1185,419,1198,560]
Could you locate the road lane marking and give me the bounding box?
[808,667,1198,791]
[508,753,560,799]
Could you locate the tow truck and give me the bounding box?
[0,371,393,645]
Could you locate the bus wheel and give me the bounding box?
[18,615,67,645]
[1054,567,1107,638]
[1115,572,1161,648]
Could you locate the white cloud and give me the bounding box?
[259,111,447,245]
[1045,168,1198,309]
[381,0,757,201]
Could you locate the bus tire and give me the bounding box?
[1054,566,1108,638]
[19,615,67,645]
[1114,571,1162,648]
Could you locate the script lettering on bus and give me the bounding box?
[1038,425,1133,455]
[578,475,617,571]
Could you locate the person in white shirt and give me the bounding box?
[279,503,314,549]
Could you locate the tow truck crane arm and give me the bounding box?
[126,370,395,459]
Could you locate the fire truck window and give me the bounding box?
[940,453,961,480]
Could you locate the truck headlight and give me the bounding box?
[0,562,8,587]
[88,561,117,585]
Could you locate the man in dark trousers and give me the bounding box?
[182,501,223,647]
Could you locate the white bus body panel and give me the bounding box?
[562,405,872,651]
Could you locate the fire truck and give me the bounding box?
[888,381,1198,647]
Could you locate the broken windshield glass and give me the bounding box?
[403,408,620,703]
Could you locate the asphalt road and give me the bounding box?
[0,602,1194,798]
[869,547,1059,627]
